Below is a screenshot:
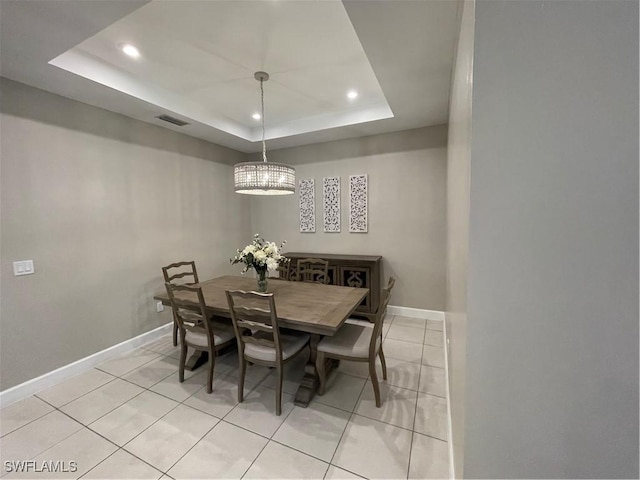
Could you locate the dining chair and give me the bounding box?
[162,261,200,346]
[164,283,236,394]
[296,258,329,284]
[277,258,292,281]
[380,276,396,317]
[316,277,395,407]
[346,275,396,325]
[385,276,396,296]
[225,290,310,415]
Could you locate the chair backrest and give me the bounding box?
[370,278,394,356]
[296,258,329,285]
[386,276,396,294]
[277,258,291,281]
[165,282,213,349]
[162,261,199,285]
[381,275,396,316]
[225,290,283,363]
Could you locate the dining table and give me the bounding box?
[153,275,369,407]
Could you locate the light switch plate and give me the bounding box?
[13,260,35,276]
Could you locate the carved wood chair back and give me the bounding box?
[225,289,310,415]
[164,282,235,393]
[162,261,200,346]
[277,258,292,281]
[316,276,395,408]
[225,290,284,362]
[296,258,329,284]
[370,283,393,355]
[162,260,199,284]
[386,276,396,294]
[379,275,396,318]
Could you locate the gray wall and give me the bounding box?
[248,126,448,310]
[445,0,474,477]
[0,79,251,390]
[0,79,449,392]
[464,1,638,477]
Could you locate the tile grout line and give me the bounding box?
[0,402,57,439]
[2,338,251,478]
[94,349,165,379]
[23,396,168,479]
[406,334,428,479]
[112,364,272,470]
[34,374,119,410]
[41,387,187,474]
[54,348,237,472]
[237,393,299,480]
[326,377,369,473]
[4,331,448,479]
[162,419,220,476]
[76,447,122,479]
[5,397,87,465]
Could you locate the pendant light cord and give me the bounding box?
[261,77,267,163]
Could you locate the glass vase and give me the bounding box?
[256,269,268,293]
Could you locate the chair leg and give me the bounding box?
[207,349,215,394]
[179,342,187,383]
[172,319,178,347]
[316,351,326,395]
[237,355,246,403]
[276,365,283,416]
[378,346,388,381]
[369,358,382,408]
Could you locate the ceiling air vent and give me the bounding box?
[156,114,189,127]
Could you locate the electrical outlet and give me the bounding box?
[13,260,35,276]
[156,301,164,313]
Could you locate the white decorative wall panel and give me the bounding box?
[349,174,368,233]
[299,179,316,233]
[323,176,340,233]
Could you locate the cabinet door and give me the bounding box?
[339,266,372,311]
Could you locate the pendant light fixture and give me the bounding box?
[234,72,296,195]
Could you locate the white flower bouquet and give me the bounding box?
[230,234,287,291]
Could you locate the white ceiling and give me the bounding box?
[0,0,460,153]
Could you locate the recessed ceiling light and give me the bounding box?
[252,113,261,120]
[347,90,358,100]
[119,43,140,58]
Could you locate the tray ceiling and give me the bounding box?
[0,0,460,153]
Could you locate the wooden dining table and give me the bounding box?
[154,275,369,407]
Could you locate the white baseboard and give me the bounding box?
[0,322,173,408]
[387,305,444,322]
[442,316,455,479]
[1,306,444,408]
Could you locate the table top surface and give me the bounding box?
[154,275,369,336]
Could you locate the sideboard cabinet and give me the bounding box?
[281,253,382,321]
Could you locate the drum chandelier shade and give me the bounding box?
[234,72,296,195]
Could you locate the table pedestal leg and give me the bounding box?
[183,339,236,372]
[294,334,339,407]
[185,351,208,371]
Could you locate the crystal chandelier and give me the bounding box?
[234,72,295,195]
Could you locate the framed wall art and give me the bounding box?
[323,176,340,233]
[349,174,368,233]
[299,178,316,233]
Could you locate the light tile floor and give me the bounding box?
[0,315,449,479]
